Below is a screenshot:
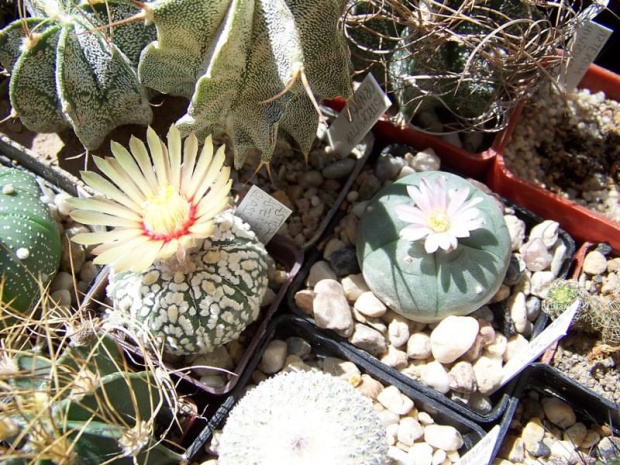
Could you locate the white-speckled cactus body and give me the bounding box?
[0,0,156,150]
[356,172,511,323]
[0,166,61,313]
[107,211,269,356]
[138,0,352,168]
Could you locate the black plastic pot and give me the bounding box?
[491,362,620,463]
[184,314,486,463]
[285,162,575,424]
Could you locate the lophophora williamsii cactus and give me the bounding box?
[218,370,389,464]
[0,0,156,150]
[356,171,511,323]
[0,165,61,313]
[0,326,183,464]
[136,0,353,170]
[68,126,269,356]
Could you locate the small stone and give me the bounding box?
[313,279,354,337]
[322,158,356,179]
[417,412,434,425]
[448,361,477,393]
[375,153,406,181]
[61,240,85,273]
[530,271,556,299]
[54,192,75,217]
[504,215,527,251]
[522,418,545,451]
[378,409,401,428]
[78,260,99,285]
[424,424,463,451]
[50,271,74,292]
[583,250,608,275]
[504,334,529,362]
[386,423,399,446]
[200,374,227,388]
[526,296,541,321]
[468,392,493,414]
[521,238,553,272]
[354,291,387,318]
[541,397,576,428]
[579,430,600,449]
[280,355,311,373]
[529,220,560,248]
[504,256,526,286]
[550,240,568,278]
[388,445,410,464]
[491,284,511,303]
[549,439,579,463]
[462,131,484,153]
[430,316,479,364]
[285,336,311,360]
[381,346,409,369]
[397,165,416,179]
[294,289,315,315]
[341,274,370,302]
[377,385,414,415]
[499,435,524,462]
[421,361,451,394]
[258,340,287,374]
[306,261,337,287]
[408,443,433,464]
[407,332,432,359]
[299,170,324,188]
[51,289,71,307]
[358,174,382,200]
[431,449,447,465]
[323,238,346,260]
[348,323,388,356]
[473,356,503,395]
[388,317,411,348]
[329,248,360,277]
[355,373,384,399]
[508,292,528,333]
[322,357,361,382]
[397,417,424,446]
[484,332,507,359]
[411,149,441,171]
[191,345,233,377]
[563,422,587,446]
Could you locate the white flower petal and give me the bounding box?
[424,235,440,253]
[400,224,432,242]
[394,204,428,225]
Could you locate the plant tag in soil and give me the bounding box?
[235,185,292,244]
[327,73,391,157]
[455,425,500,465]
[500,300,580,387]
[561,19,613,92]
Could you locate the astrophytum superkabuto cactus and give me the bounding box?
[0,0,156,149]
[137,0,353,169]
[0,166,61,313]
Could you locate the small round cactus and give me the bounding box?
[106,210,269,356]
[0,166,61,313]
[218,370,389,465]
[356,171,511,323]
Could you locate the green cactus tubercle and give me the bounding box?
[2,333,183,464]
[138,0,353,169]
[356,171,512,323]
[0,0,156,150]
[0,166,61,313]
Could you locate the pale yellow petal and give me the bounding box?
[129,135,159,193]
[81,171,141,211]
[188,220,215,237]
[110,140,155,198]
[71,228,144,246]
[115,240,164,273]
[193,150,229,203]
[93,156,146,204]
[195,184,232,219]
[67,197,141,221]
[70,210,140,228]
[167,125,182,192]
[93,235,152,270]
[147,126,169,186]
[180,133,199,190]
[185,137,214,198]
[158,239,179,260]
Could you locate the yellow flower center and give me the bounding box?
[143,184,193,240]
[428,212,450,233]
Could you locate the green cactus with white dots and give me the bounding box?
[0,166,61,313]
[0,0,156,150]
[136,0,353,169]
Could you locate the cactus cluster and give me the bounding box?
[0,165,61,313]
[218,370,389,464]
[0,325,183,464]
[0,0,156,150]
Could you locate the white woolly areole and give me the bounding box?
[219,371,389,465]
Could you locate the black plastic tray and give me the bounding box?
[184,314,486,462]
[285,168,576,424]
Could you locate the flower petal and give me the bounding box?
[394,204,428,225]
[400,224,432,242]
[129,135,159,193]
[147,126,169,186]
[193,147,229,202]
[66,197,141,221]
[80,171,141,211]
[118,240,164,273]
[167,125,182,192]
[424,234,440,253]
[110,140,155,198]
[71,228,144,246]
[70,211,140,228]
[185,136,214,199]
[446,187,469,217]
[180,132,199,190]
[93,156,146,204]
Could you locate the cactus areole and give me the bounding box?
[356,172,511,323]
[0,166,61,313]
[107,211,269,356]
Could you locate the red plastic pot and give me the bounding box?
[487,63,620,253]
[323,98,507,180]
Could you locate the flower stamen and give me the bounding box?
[142,184,193,240]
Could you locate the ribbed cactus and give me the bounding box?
[137,0,353,169]
[356,171,511,323]
[1,332,183,464]
[0,166,61,313]
[0,0,156,150]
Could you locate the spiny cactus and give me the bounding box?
[106,210,270,356]
[136,0,353,170]
[0,166,61,313]
[0,326,183,464]
[356,171,511,323]
[218,370,389,464]
[0,0,156,150]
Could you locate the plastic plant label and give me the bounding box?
[235,185,292,244]
[500,300,580,387]
[456,425,501,465]
[327,73,391,157]
[562,20,613,92]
